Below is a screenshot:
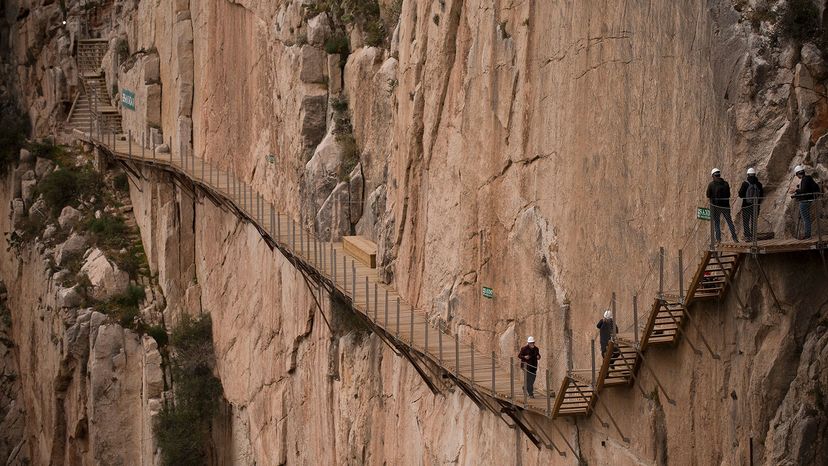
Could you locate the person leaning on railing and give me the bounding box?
[791,165,822,240]
[738,168,764,241]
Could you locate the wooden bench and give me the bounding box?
[343,236,377,269]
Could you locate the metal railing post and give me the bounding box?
[510,357,515,402]
[277,209,281,240]
[816,195,823,246]
[342,249,346,292]
[128,129,132,156]
[658,246,665,299]
[491,352,496,395]
[351,260,355,300]
[424,315,428,353]
[678,249,685,303]
[300,220,305,257]
[438,325,443,361]
[373,283,377,321]
[142,131,146,159]
[709,202,716,251]
[365,276,369,316]
[409,304,414,345]
[752,198,759,251]
[611,291,617,338]
[454,334,459,376]
[333,249,337,284]
[633,294,639,345]
[546,369,551,415]
[470,343,475,383]
[384,288,388,325]
[396,297,400,336]
[591,338,596,387]
[270,205,275,235]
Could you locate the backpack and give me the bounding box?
[746,182,760,203]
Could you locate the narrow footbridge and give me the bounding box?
[73,119,827,456]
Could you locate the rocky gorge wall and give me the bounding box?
[3,0,828,464]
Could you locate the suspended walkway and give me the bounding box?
[65,25,828,460]
[75,127,827,455]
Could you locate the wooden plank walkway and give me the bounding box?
[82,131,558,417]
[77,126,827,435]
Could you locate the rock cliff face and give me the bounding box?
[3,0,828,464]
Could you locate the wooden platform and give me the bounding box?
[719,237,826,254]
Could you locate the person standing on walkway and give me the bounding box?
[707,168,739,243]
[738,168,764,240]
[596,310,618,358]
[791,165,821,239]
[518,336,540,398]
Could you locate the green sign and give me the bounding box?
[265,154,275,163]
[697,207,711,221]
[482,287,494,299]
[121,89,135,110]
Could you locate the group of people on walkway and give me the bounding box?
[517,310,619,398]
[706,165,822,242]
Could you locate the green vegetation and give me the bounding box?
[305,0,388,47]
[330,96,361,181]
[86,214,129,248]
[155,314,223,466]
[35,166,102,215]
[0,106,29,174]
[113,172,129,192]
[324,33,350,55]
[102,284,146,327]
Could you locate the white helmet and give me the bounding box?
[603,310,612,319]
[711,168,721,176]
[794,165,805,174]
[527,336,535,343]
[747,168,756,175]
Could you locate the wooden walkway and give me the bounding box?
[75,128,827,451]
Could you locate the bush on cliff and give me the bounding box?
[155,314,223,466]
[36,167,102,215]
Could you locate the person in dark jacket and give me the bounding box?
[596,310,618,358]
[791,165,821,239]
[706,168,738,243]
[738,168,764,240]
[518,336,541,398]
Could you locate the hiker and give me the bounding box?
[596,310,619,359]
[706,168,739,243]
[791,165,821,239]
[738,168,764,240]
[518,336,540,398]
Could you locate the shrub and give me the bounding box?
[36,167,102,215]
[324,33,350,55]
[778,0,821,43]
[85,214,130,249]
[0,105,29,174]
[113,172,129,192]
[146,324,169,347]
[155,314,223,466]
[101,284,146,328]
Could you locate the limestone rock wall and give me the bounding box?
[3,0,828,464]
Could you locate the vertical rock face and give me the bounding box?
[3,0,828,464]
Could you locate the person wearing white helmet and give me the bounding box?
[790,165,822,239]
[596,310,618,359]
[518,336,541,398]
[706,168,739,243]
[738,168,764,240]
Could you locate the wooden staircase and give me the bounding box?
[551,250,743,417]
